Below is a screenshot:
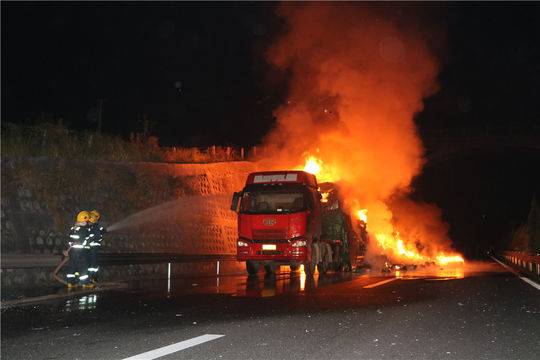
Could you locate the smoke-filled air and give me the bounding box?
[260,4,464,266]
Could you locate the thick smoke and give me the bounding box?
[261,4,457,262]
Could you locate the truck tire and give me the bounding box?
[246,260,259,276]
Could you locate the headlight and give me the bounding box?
[290,239,307,247]
[237,240,250,247]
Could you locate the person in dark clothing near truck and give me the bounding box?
[87,210,106,282]
[65,211,91,287]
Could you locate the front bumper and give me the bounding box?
[237,242,308,262]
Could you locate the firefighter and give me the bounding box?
[65,211,91,287]
[87,210,106,282]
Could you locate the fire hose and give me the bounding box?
[52,250,69,286]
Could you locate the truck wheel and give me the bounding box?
[246,260,259,276]
[290,264,299,272]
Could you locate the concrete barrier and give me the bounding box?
[1,157,257,291]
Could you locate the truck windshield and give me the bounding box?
[240,188,308,214]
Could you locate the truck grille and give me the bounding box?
[253,239,289,244]
[257,250,283,255]
[252,229,288,241]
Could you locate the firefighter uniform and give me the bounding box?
[66,211,91,286]
[87,210,106,282]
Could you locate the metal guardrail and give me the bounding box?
[1,253,237,269]
[100,253,237,266]
[503,251,540,276]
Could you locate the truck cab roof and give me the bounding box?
[245,171,318,189]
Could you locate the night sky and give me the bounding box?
[3,3,540,144]
[2,2,540,256]
[2,2,284,146]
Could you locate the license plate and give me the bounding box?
[262,244,277,250]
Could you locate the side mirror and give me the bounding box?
[231,192,241,211]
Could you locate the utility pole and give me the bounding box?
[97,98,104,134]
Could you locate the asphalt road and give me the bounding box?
[1,261,539,360]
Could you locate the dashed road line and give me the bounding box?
[363,278,398,288]
[491,256,540,291]
[121,334,225,360]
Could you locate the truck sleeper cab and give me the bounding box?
[231,171,322,276]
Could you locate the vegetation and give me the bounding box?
[510,196,540,254]
[1,122,250,163]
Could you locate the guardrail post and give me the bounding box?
[167,262,171,294]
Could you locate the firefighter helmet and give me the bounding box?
[76,211,90,223]
[89,210,101,223]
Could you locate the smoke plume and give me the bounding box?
[261,3,458,262]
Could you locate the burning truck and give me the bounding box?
[230,170,365,276]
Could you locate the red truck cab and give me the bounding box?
[231,171,322,276]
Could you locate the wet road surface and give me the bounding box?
[1,261,540,359]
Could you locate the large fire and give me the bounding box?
[303,156,321,175]
[260,4,465,270]
[301,155,464,267]
[356,209,368,223]
[302,154,341,183]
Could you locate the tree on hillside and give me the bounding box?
[510,195,540,253]
[527,196,540,254]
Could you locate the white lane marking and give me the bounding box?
[363,278,398,288]
[491,256,540,291]
[520,276,540,290]
[491,256,518,273]
[121,334,225,360]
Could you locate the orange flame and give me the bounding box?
[303,156,322,175]
[301,156,465,267]
[436,254,465,266]
[263,5,465,271]
[301,154,341,183]
[356,209,368,223]
[375,231,464,266]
